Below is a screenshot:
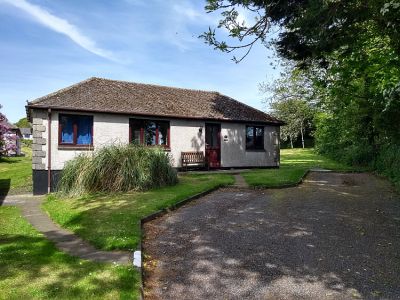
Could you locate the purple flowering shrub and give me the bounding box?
[0,105,16,156]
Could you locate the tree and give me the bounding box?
[272,99,313,148]
[201,1,400,65]
[0,105,15,157]
[202,0,400,186]
[14,117,31,128]
[262,66,316,148]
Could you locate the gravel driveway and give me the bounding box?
[143,172,400,299]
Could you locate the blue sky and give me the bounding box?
[0,0,280,123]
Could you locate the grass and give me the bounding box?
[43,173,234,251]
[0,206,140,299]
[43,149,350,250]
[242,148,355,187]
[0,146,32,195]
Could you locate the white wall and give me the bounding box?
[42,110,279,170]
[169,119,205,167]
[220,123,280,168]
[48,111,129,169]
[47,111,205,169]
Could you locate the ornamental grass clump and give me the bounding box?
[57,144,177,196]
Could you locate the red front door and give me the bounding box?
[205,123,221,168]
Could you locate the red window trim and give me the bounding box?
[246,125,264,150]
[59,114,94,146]
[129,119,170,149]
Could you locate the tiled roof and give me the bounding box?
[27,77,283,124]
[20,128,32,135]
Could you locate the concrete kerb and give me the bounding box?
[1,187,230,300]
[5,169,341,299]
[137,184,224,299]
[136,170,320,297]
[251,169,311,190]
[136,169,337,298]
[1,194,134,266]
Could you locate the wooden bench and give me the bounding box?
[181,151,206,170]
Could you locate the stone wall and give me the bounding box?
[31,110,47,170]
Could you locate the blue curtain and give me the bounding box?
[77,116,92,145]
[61,116,73,143]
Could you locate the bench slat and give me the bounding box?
[181,151,206,170]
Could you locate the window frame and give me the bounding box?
[129,119,170,149]
[245,125,265,151]
[58,114,94,147]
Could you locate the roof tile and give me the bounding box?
[27,77,282,124]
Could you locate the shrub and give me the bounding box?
[21,139,33,147]
[375,143,400,190]
[57,144,177,196]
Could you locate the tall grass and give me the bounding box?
[58,144,177,196]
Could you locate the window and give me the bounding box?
[59,114,93,146]
[129,119,170,147]
[246,125,264,150]
[206,124,220,148]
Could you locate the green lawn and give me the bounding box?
[0,146,32,195]
[43,174,234,251]
[242,148,355,187]
[0,206,139,299]
[43,149,350,250]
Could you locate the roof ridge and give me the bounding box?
[26,77,284,124]
[93,77,279,122]
[92,77,219,95]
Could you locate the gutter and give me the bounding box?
[25,105,285,126]
[47,108,52,193]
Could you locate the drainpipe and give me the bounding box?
[47,108,52,193]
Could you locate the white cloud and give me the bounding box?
[173,4,203,21]
[163,2,217,51]
[236,7,250,26]
[0,0,115,60]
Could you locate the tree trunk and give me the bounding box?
[290,136,293,148]
[300,124,305,149]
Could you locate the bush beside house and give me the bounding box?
[58,144,178,196]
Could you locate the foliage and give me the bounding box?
[0,105,16,156]
[261,66,316,148]
[21,138,32,147]
[0,146,32,195]
[271,99,314,148]
[375,143,400,190]
[44,174,234,250]
[58,144,178,196]
[313,29,400,168]
[203,0,400,187]
[242,148,355,187]
[0,206,139,299]
[14,117,31,128]
[202,1,400,65]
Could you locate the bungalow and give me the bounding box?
[26,77,284,195]
[20,127,33,140]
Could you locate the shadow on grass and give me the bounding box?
[0,234,138,299]
[0,178,10,201]
[0,157,23,164]
[44,174,235,251]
